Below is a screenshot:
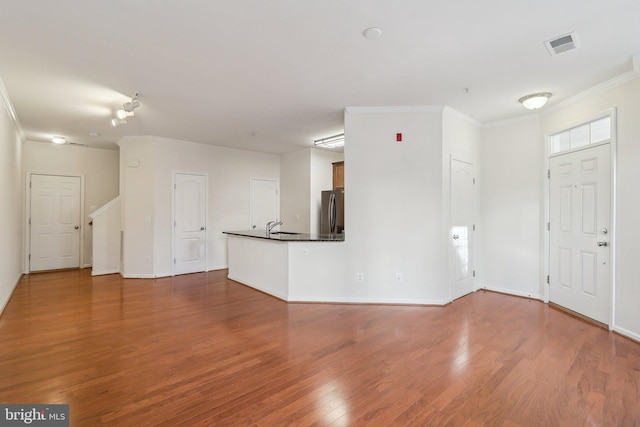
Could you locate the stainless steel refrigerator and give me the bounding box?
[320,189,344,234]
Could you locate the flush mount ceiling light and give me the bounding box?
[314,133,344,148]
[363,27,382,40]
[51,137,66,144]
[111,118,127,127]
[519,92,552,110]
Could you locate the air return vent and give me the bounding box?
[545,32,579,56]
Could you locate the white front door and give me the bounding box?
[450,158,475,300]
[174,173,207,275]
[549,144,611,324]
[250,178,278,231]
[30,174,81,271]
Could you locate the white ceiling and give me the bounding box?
[1,1,639,153]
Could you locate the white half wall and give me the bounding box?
[23,141,119,270]
[0,85,23,314]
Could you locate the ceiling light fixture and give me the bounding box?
[110,91,141,126]
[51,137,66,144]
[314,133,344,148]
[116,109,134,119]
[519,92,552,110]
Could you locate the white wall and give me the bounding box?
[0,88,24,313]
[310,149,344,234]
[282,107,479,304]
[118,136,155,278]
[479,116,544,299]
[280,148,344,234]
[443,107,482,294]
[23,141,119,269]
[152,137,280,275]
[280,149,311,233]
[541,76,640,339]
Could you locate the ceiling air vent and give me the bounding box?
[545,32,579,56]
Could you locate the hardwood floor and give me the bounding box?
[0,270,638,426]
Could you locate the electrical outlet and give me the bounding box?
[356,272,364,282]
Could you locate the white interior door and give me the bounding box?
[450,159,475,300]
[30,174,81,271]
[549,144,611,324]
[250,178,278,231]
[174,173,207,275]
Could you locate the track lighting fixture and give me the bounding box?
[110,91,140,126]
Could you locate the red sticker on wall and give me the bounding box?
[396,133,402,142]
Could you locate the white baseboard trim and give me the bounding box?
[83,263,92,269]
[613,325,640,343]
[207,265,228,272]
[287,296,452,306]
[227,275,288,301]
[481,285,544,302]
[120,274,157,279]
[91,269,120,276]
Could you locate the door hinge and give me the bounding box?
[174,258,176,264]
[174,183,176,190]
[473,178,476,185]
[547,169,550,179]
[28,254,31,260]
[29,218,31,225]
[473,270,476,278]
[547,222,550,231]
[29,181,32,188]
[547,275,550,284]
[473,224,476,231]
[174,221,176,227]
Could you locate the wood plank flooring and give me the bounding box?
[0,269,639,426]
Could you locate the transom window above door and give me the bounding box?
[549,115,612,155]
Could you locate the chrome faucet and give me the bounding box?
[266,220,283,233]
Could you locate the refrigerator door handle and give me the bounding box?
[329,193,336,233]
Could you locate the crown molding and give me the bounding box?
[0,76,25,141]
[345,105,446,115]
[543,69,640,117]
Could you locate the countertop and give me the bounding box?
[223,230,345,242]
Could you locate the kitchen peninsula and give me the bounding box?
[223,230,345,301]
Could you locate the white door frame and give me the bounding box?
[171,171,208,276]
[24,171,86,273]
[543,108,617,328]
[449,156,477,300]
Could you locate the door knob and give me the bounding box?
[200,226,206,231]
[452,234,459,240]
[601,228,608,234]
[74,225,79,230]
[597,241,608,247]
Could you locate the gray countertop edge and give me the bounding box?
[223,230,345,242]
